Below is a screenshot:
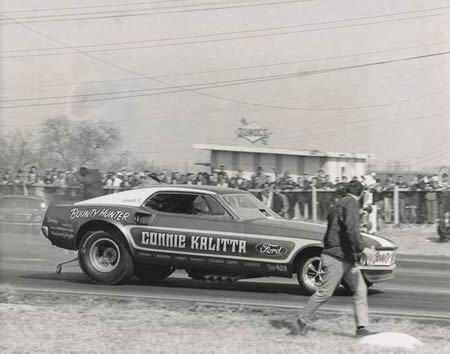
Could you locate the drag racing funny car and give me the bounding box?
[41,185,397,294]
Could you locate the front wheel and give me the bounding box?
[78,230,134,285]
[296,253,324,295]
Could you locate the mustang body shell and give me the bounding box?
[42,186,397,282]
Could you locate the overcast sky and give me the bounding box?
[1,0,450,171]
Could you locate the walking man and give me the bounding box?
[293,180,376,337]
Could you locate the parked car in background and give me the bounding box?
[0,195,48,227]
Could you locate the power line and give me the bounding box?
[3,37,450,99]
[3,5,450,58]
[5,12,450,114]
[0,0,309,24]
[1,0,273,18]
[0,0,254,18]
[2,49,450,109]
[0,0,190,14]
[3,36,450,95]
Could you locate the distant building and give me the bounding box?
[193,144,368,180]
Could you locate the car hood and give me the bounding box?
[242,217,397,249]
[241,217,325,241]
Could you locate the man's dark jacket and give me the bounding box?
[77,169,103,199]
[322,195,364,262]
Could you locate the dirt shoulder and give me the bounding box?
[1,290,449,354]
[379,225,450,257]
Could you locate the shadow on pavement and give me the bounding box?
[21,272,93,285]
[18,272,383,297]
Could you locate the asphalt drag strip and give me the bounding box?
[1,229,450,323]
[1,267,449,323]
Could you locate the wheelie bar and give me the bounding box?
[56,256,79,274]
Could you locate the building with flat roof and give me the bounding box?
[193,144,369,180]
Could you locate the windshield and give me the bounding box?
[222,193,280,219]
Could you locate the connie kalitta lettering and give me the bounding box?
[141,231,247,254]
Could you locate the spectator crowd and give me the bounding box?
[1,165,449,191]
[1,165,449,227]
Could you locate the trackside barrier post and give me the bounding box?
[294,200,301,219]
[393,186,400,226]
[312,187,317,222]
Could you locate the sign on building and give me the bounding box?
[236,118,271,145]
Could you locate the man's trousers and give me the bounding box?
[299,254,369,328]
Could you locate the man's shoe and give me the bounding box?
[355,327,378,337]
[296,318,308,335]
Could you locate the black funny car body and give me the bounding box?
[41,185,397,294]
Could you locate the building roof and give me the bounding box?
[193,144,368,160]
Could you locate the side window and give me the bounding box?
[146,193,194,214]
[192,195,209,214]
[204,196,227,216]
[145,193,229,217]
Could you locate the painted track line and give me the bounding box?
[3,285,450,323]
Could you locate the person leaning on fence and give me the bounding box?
[288,180,377,337]
[271,183,289,217]
[258,183,289,217]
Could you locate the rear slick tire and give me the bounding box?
[78,230,134,285]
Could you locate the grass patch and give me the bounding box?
[1,290,449,354]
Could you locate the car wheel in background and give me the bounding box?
[437,225,449,242]
[134,264,175,283]
[78,230,134,285]
[296,252,324,295]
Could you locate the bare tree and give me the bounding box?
[39,116,74,169]
[74,120,120,167]
[39,116,120,169]
[0,131,36,172]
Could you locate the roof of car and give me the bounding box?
[76,185,250,207]
[162,184,249,195]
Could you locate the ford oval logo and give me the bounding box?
[256,242,287,257]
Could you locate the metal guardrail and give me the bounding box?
[0,184,448,225]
